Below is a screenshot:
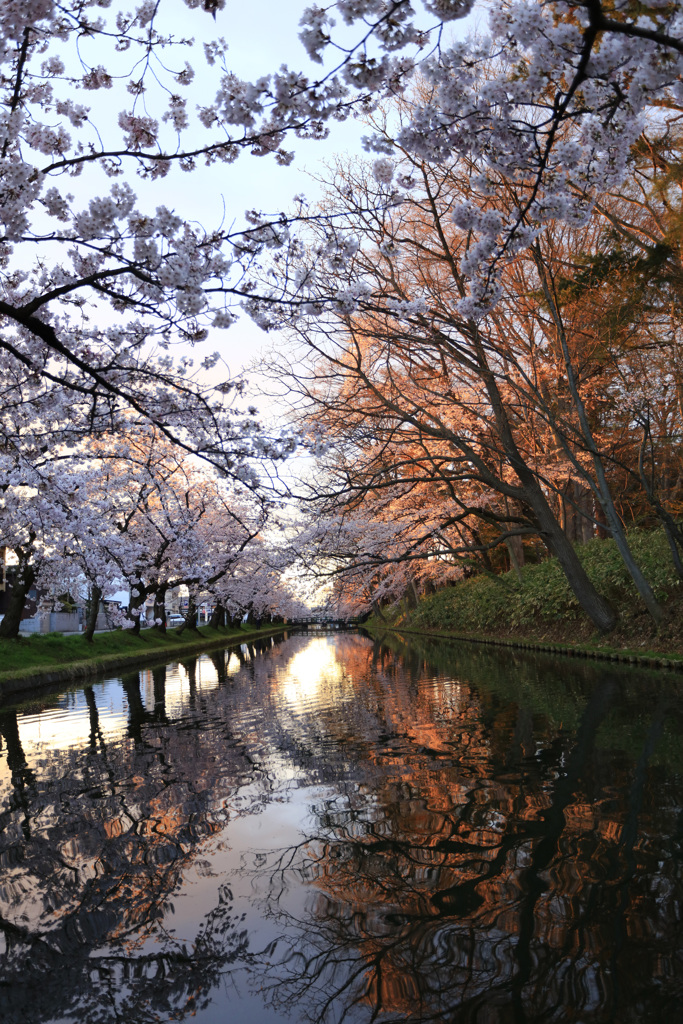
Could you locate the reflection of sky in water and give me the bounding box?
[277,638,346,706]
[15,680,128,751]
[0,635,362,1020]
[0,633,682,1024]
[6,637,307,770]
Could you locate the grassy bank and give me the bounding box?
[375,529,683,661]
[0,623,286,697]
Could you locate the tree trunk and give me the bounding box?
[210,650,227,682]
[182,657,198,705]
[663,521,683,581]
[603,506,664,624]
[126,581,148,635]
[562,482,577,543]
[524,478,617,632]
[177,598,199,634]
[84,686,101,751]
[121,671,146,742]
[153,584,168,633]
[577,484,594,544]
[152,666,167,721]
[595,501,609,540]
[536,255,662,624]
[0,560,36,639]
[83,584,103,643]
[479,355,618,633]
[506,535,525,582]
[637,428,683,580]
[209,601,225,629]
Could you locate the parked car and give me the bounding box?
[166,613,185,627]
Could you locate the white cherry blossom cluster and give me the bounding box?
[0,414,310,635]
[372,157,395,184]
[1,0,682,553]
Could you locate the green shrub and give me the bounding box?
[405,528,681,634]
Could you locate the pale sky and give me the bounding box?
[128,0,370,386]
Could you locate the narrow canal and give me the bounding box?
[0,630,681,1023]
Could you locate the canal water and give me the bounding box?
[0,631,681,1024]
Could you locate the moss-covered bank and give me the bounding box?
[371,529,683,665]
[0,623,287,700]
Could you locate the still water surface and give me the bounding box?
[0,631,682,1023]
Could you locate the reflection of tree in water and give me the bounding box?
[249,637,683,1024]
[1,880,247,1024]
[0,660,263,1024]
[1,632,683,1024]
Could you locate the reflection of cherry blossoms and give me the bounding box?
[1,631,682,1023]
[0,660,263,1024]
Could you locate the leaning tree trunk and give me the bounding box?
[526,482,617,632]
[0,560,36,639]
[480,354,618,634]
[494,414,617,630]
[83,584,103,643]
[637,426,683,580]
[536,255,663,625]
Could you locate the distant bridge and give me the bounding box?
[288,617,366,629]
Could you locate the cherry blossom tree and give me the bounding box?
[5,1,682,451]
[0,419,270,637]
[211,539,310,624]
[263,97,683,630]
[260,1,683,320]
[3,0,683,633]
[263,156,623,631]
[0,0,356,478]
[76,428,265,632]
[0,376,98,636]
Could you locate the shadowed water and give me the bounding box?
[0,630,682,1024]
